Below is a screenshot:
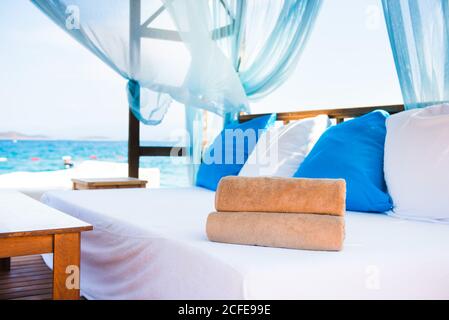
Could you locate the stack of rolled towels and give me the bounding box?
[206,176,346,251]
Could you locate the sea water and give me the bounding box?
[0,140,190,187]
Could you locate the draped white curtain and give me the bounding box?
[32,0,248,125]
[31,0,322,183]
[187,0,323,181]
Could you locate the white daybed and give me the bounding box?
[41,187,449,300]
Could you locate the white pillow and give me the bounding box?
[239,115,331,177]
[384,104,449,223]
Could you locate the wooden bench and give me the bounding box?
[0,191,92,300]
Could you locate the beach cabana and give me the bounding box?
[31,0,449,178]
[31,0,326,179]
[1,0,449,300]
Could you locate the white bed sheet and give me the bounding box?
[41,188,449,300]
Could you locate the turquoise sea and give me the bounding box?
[0,140,189,187]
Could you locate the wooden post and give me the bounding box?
[53,233,81,300]
[128,110,140,178]
[129,0,141,79]
[128,0,141,179]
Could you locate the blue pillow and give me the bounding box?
[196,114,276,191]
[294,110,393,213]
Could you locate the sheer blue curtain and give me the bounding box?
[31,0,322,184]
[31,0,247,126]
[32,0,249,183]
[212,0,322,100]
[186,0,322,182]
[382,0,449,109]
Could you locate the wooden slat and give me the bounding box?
[139,146,186,157]
[9,255,43,262]
[0,282,53,295]
[0,265,50,276]
[0,287,52,300]
[0,236,53,258]
[0,265,51,279]
[0,270,51,279]
[0,263,51,274]
[0,255,53,300]
[10,293,53,300]
[0,274,52,287]
[0,265,51,276]
[4,259,44,268]
[0,278,53,290]
[238,104,405,123]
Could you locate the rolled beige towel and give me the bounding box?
[206,212,345,251]
[216,176,346,216]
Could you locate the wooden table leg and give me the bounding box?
[53,233,80,300]
[0,257,11,272]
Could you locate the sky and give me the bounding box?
[0,0,402,141]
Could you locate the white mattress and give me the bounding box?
[41,188,449,300]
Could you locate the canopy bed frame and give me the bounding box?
[127,104,405,178]
[125,1,405,178]
[127,0,237,177]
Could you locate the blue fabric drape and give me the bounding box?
[186,0,322,182]
[212,0,322,100]
[32,0,250,184]
[382,0,449,109]
[32,0,170,125]
[31,0,321,184]
[31,0,248,126]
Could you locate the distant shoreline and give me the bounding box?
[0,139,181,146]
[0,133,182,145]
[0,138,122,142]
[0,131,114,141]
